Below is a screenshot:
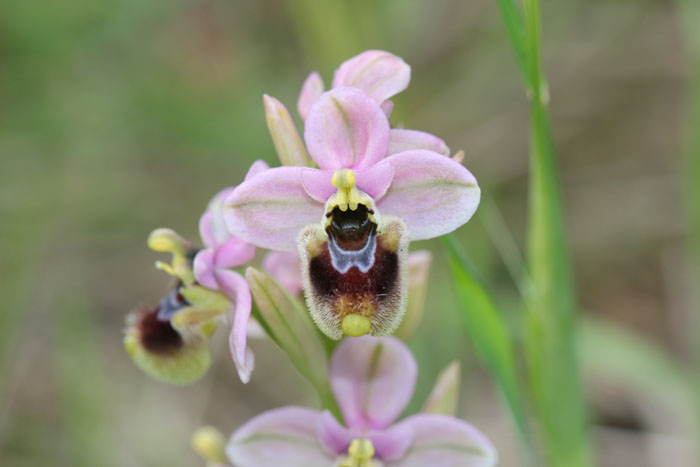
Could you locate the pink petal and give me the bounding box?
[381,100,394,117]
[367,423,413,461]
[215,237,256,269]
[245,159,270,181]
[225,167,324,252]
[193,248,218,290]
[227,406,333,467]
[262,251,303,295]
[330,336,417,431]
[299,168,335,203]
[200,187,236,248]
[387,129,450,157]
[388,414,497,467]
[299,162,394,204]
[317,411,353,455]
[216,269,254,383]
[298,71,325,121]
[355,160,394,200]
[304,87,390,171]
[264,95,314,167]
[198,211,219,250]
[379,150,480,241]
[332,50,411,104]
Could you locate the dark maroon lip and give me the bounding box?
[308,235,399,306]
[137,305,184,355]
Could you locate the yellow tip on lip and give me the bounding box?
[342,314,372,337]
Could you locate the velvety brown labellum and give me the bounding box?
[298,215,408,340]
[136,286,190,355]
[136,305,184,355]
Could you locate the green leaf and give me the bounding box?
[442,235,531,446]
[494,0,530,90]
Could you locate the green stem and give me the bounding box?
[522,0,591,464]
[317,383,343,422]
[494,0,593,464]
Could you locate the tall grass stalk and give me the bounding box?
[495,0,592,465]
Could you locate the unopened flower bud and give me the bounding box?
[263,94,314,167]
[452,150,465,164]
[394,250,432,341]
[192,426,226,465]
[422,360,461,416]
[245,267,328,390]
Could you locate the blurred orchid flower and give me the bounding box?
[124,161,268,384]
[124,229,230,385]
[227,86,479,339]
[226,336,496,467]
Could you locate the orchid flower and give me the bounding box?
[124,229,231,385]
[125,161,268,384]
[226,336,497,466]
[226,85,479,340]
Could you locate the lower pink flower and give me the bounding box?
[226,336,497,466]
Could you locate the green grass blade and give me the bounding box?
[493,0,593,464]
[442,235,531,449]
[494,0,530,90]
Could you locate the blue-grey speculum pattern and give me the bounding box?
[326,205,377,274]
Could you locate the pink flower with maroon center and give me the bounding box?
[226,336,497,467]
[226,52,480,340]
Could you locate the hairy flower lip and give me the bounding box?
[299,217,407,340]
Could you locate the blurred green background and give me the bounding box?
[1,0,696,465]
